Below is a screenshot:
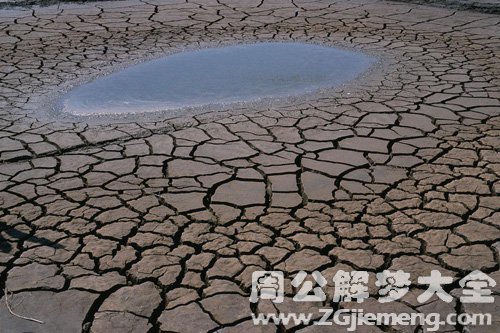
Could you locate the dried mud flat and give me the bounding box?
[0,0,499,332]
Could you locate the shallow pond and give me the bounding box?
[57,42,375,116]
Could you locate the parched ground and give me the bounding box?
[0,0,499,332]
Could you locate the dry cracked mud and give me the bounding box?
[0,0,499,332]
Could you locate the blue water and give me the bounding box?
[57,43,375,115]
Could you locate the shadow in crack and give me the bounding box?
[0,228,64,253]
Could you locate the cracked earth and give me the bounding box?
[0,0,499,332]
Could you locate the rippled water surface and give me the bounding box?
[57,43,375,115]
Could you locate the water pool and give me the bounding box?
[56,43,375,116]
